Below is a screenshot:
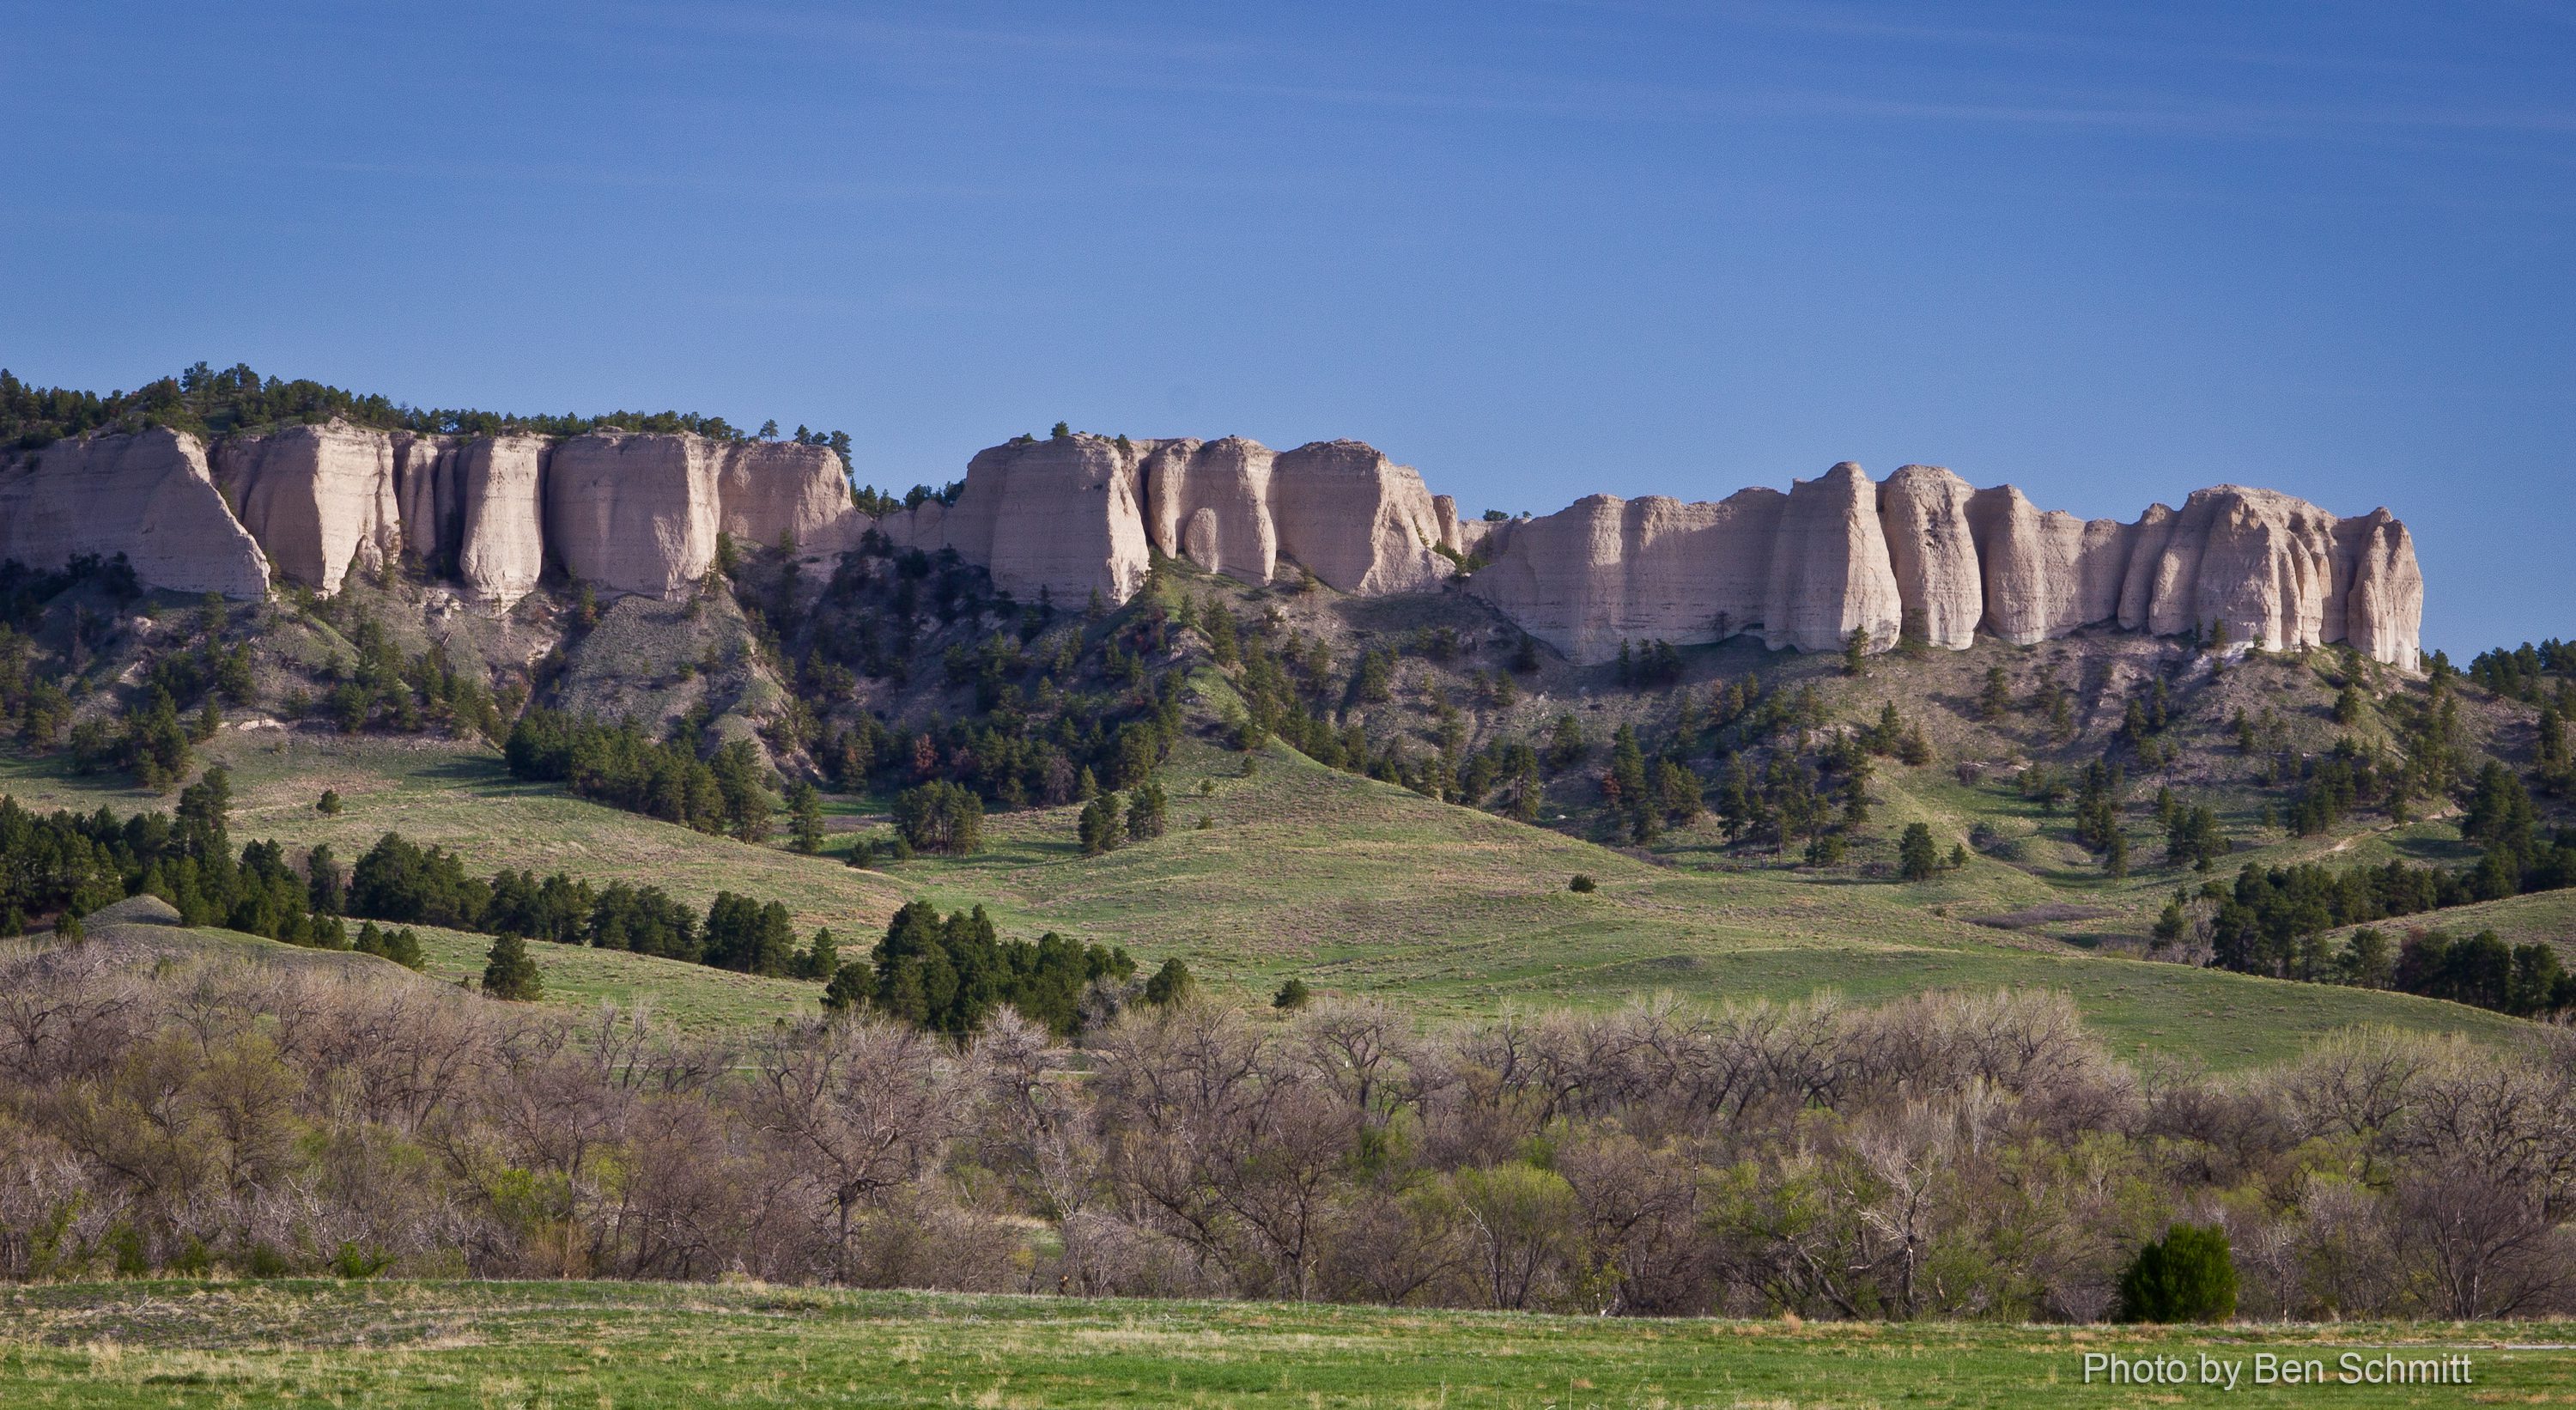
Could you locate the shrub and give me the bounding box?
[2115,1224,2237,1323]
[317,788,342,815]
[1143,957,1194,1007]
[1273,978,1312,1010]
[1568,874,1596,893]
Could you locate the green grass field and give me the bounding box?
[0,726,2542,1066]
[1,1280,2567,1408]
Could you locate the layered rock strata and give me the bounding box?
[0,421,2427,672]
[1469,465,2421,670]
[0,429,270,598]
[214,422,405,593]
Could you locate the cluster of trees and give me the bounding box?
[1075,780,1167,854]
[823,902,1139,1039]
[784,550,1188,815]
[506,709,776,842]
[0,362,838,452]
[2160,803,2576,1018]
[339,831,835,980]
[301,613,501,741]
[0,776,845,984]
[0,769,354,951]
[2,973,2567,1322]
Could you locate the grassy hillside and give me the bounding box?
[3,1280,2568,1409]
[9,716,2526,1066]
[0,736,907,939]
[29,891,823,1035]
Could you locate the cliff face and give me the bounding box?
[0,429,270,598]
[0,421,2428,673]
[213,422,405,593]
[1468,463,2422,670]
[866,432,1451,606]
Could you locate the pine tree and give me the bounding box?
[787,780,825,854]
[1978,666,2010,720]
[481,933,543,1000]
[1078,793,1125,855]
[1844,624,1872,677]
[1898,823,1940,881]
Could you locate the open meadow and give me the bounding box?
[3,1281,2572,1409]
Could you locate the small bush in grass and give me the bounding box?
[331,1241,394,1279]
[317,788,343,815]
[1144,957,1194,1006]
[1568,874,1596,893]
[1273,978,1311,1010]
[2115,1224,2237,1323]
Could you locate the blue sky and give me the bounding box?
[3,2,2568,656]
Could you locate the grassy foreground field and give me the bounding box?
[2,1281,2569,1408]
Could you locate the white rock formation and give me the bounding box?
[1270,441,1449,595]
[933,435,1152,605]
[718,441,857,556]
[2,416,2427,673]
[544,432,725,598]
[391,432,459,568]
[1874,464,1983,650]
[0,430,270,597]
[1464,489,1786,662]
[1762,464,1904,653]
[455,435,549,607]
[212,420,404,593]
[2337,509,2425,671]
[1964,486,2134,646]
[1143,436,1278,585]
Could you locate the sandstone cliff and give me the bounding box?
[454,435,549,607]
[866,433,1452,607]
[1875,465,1983,650]
[0,418,2427,674]
[1468,463,2421,669]
[213,422,405,593]
[0,429,270,598]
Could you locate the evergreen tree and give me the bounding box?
[2115,1225,2238,1323]
[1078,793,1124,855]
[1978,665,2010,720]
[1898,823,1940,881]
[481,933,544,1000]
[787,780,825,854]
[1844,623,1871,676]
[1142,957,1194,1006]
[1126,779,1168,841]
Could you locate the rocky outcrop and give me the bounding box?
[1763,464,1903,653]
[1143,437,1278,586]
[2,415,2427,672]
[1270,441,1448,595]
[2136,483,2394,661]
[1875,465,1983,650]
[1464,489,1785,662]
[0,430,270,597]
[1469,464,2421,668]
[1964,487,2134,646]
[212,421,405,593]
[2338,509,2424,671]
[717,441,856,556]
[454,435,549,607]
[933,435,1152,605]
[392,432,459,568]
[544,432,725,598]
